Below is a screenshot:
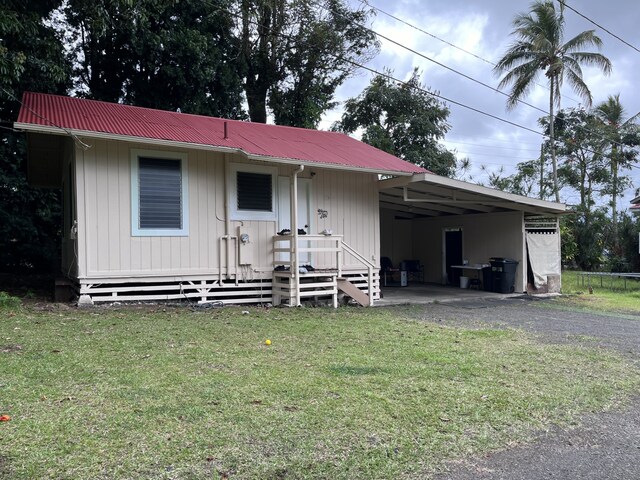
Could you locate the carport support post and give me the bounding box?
[291,165,304,306]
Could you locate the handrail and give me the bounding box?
[342,241,375,306]
[341,241,375,269]
[272,235,377,306]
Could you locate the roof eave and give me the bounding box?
[14,122,417,177]
[378,172,569,215]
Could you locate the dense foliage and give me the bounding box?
[492,102,640,271]
[333,69,458,177]
[1,0,69,272]
[0,0,380,273]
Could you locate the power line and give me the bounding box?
[339,59,545,136]
[1,87,92,150]
[318,1,548,115]
[362,0,493,66]
[218,2,638,168]
[353,2,634,157]
[360,0,584,106]
[453,150,537,160]
[212,1,546,137]
[445,140,541,153]
[559,1,640,54]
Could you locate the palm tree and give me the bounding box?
[593,94,640,241]
[494,0,611,203]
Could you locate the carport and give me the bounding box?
[378,173,568,294]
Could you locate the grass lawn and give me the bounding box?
[558,271,640,315]
[1,301,638,479]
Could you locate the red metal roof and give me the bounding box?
[17,92,427,175]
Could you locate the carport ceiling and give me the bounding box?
[379,173,568,218]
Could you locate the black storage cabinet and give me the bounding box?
[489,258,519,293]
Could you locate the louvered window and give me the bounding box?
[131,150,189,236]
[139,158,182,229]
[237,171,272,211]
[229,164,277,221]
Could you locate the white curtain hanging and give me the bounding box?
[526,232,560,289]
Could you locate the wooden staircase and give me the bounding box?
[337,277,370,306]
[272,234,377,308]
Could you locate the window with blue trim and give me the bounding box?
[131,150,189,236]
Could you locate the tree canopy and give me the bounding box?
[65,0,246,118]
[0,0,70,272]
[239,0,378,127]
[333,69,458,177]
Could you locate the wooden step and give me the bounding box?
[336,278,370,306]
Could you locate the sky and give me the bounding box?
[319,0,640,210]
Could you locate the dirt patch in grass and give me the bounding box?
[1,344,23,354]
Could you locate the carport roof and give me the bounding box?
[379,173,568,217]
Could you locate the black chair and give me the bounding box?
[400,260,424,283]
[380,257,399,286]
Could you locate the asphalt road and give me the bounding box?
[420,297,640,480]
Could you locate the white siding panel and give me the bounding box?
[118,142,131,270]
[77,141,380,279]
[407,211,525,292]
[107,140,120,271]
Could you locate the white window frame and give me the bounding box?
[131,149,189,237]
[229,163,278,221]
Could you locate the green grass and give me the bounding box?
[1,304,638,479]
[559,271,640,314]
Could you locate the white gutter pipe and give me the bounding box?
[291,165,304,306]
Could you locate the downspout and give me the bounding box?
[222,155,237,284]
[291,165,304,306]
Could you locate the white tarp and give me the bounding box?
[526,232,561,288]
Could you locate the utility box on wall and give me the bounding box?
[237,226,254,265]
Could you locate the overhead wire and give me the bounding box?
[359,0,584,106]
[204,1,640,172]
[559,1,640,54]
[316,0,639,160]
[316,1,548,114]
[1,86,92,150]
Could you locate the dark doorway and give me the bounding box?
[445,229,463,285]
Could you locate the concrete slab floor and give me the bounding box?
[375,283,523,306]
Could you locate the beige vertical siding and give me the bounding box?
[74,140,380,279]
[379,208,413,265]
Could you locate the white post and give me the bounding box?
[291,165,304,306]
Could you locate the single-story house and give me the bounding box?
[16,92,567,306]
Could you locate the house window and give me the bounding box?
[131,149,189,236]
[230,164,278,221]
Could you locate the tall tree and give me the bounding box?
[593,94,640,242]
[0,0,70,272]
[333,69,458,177]
[239,0,378,127]
[493,0,611,203]
[544,108,609,211]
[65,0,246,117]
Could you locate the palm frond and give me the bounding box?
[566,52,612,75]
[493,43,538,73]
[497,61,542,109]
[564,66,592,106]
[562,30,603,53]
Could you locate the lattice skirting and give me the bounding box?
[78,277,273,305]
[75,270,379,306]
